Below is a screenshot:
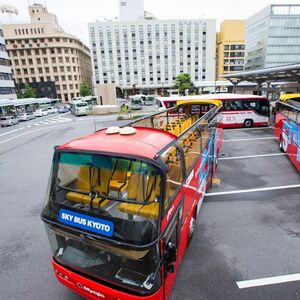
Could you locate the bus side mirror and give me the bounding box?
[164,242,177,274]
[167,242,177,263]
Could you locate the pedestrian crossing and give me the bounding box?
[25,116,72,128]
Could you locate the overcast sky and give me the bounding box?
[1,0,299,45]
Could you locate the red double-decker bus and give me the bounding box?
[274,93,300,173]
[41,99,223,300]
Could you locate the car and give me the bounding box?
[0,115,19,127]
[58,106,69,113]
[42,109,49,116]
[47,106,55,114]
[17,113,30,122]
[27,112,35,120]
[34,109,44,117]
[17,112,35,122]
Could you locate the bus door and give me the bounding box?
[163,199,183,300]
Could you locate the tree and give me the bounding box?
[79,81,91,96]
[174,73,193,95]
[23,83,36,98]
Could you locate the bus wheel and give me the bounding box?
[188,213,196,243]
[243,119,253,128]
[279,136,287,153]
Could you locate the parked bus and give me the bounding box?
[129,95,145,110]
[156,94,270,128]
[70,100,89,116]
[274,93,300,172]
[41,99,223,300]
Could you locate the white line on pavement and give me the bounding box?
[0,127,24,137]
[237,273,300,289]
[219,153,285,160]
[0,124,69,145]
[205,184,300,196]
[225,127,273,131]
[223,137,276,142]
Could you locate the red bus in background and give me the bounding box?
[274,94,300,173]
[41,99,223,300]
[156,93,270,128]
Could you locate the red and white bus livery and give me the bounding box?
[41,99,223,300]
[156,93,270,128]
[274,93,300,173]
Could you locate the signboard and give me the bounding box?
[58,209,114,237]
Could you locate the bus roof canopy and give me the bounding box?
[279,93,300,102]
[58,127,175,159]
[176,99,222,107]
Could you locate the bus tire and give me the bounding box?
[188,211,196,243]
[244,119,253,128]
[279,135,287,153]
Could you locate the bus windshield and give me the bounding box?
[42,152,162,293]
[76,102,88,107]
[44,152,161,243]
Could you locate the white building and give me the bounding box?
[88,18,216,93]
[0,27,16,99]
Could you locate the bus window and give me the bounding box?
[161,145,183,209]
[178,126,201,175]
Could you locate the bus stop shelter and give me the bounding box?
[221,63,300,98]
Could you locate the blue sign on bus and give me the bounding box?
[58,209,114,237]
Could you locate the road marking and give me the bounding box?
[0,127,24,137]
[219,153,285,160]
[237,273,300,289]
[225,127,273,131]
[205,184,300,196]
[223,137,275,142]
[0,124,71,145]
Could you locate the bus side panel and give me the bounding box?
[287,139,300,173]
[220,111,269,128]
[52,260,163,300]
[275,112,300,172]
[274,112,286,141]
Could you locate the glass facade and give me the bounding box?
[245,5,300,70]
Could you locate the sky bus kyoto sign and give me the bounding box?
[58,209,114,237]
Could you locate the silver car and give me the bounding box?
[0,116,19,127]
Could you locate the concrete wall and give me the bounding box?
[95,84,117,105]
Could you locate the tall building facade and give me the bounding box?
[245,4,300,70]
[0,27,16,99]
[2,4,92,102]
[88,19,216,92]
[216,20,245,80]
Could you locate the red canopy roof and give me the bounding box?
[58,127,175,159]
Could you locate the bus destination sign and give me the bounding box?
[58,209,114,237]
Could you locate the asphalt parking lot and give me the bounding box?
[170,126,300,300]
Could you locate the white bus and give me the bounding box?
[70,100,89,116]
[156,94,270,128]
[129,95,144,110]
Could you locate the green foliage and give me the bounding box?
[16,90,23,99]
[174,73,193,95]
[23,83,36,98]
[79,81,91,96]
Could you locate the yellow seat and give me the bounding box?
[118,173,161,219]
[119,202,159,219]
[66,192,109,207]
[66,166,111,208]
[110,160,131,192]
